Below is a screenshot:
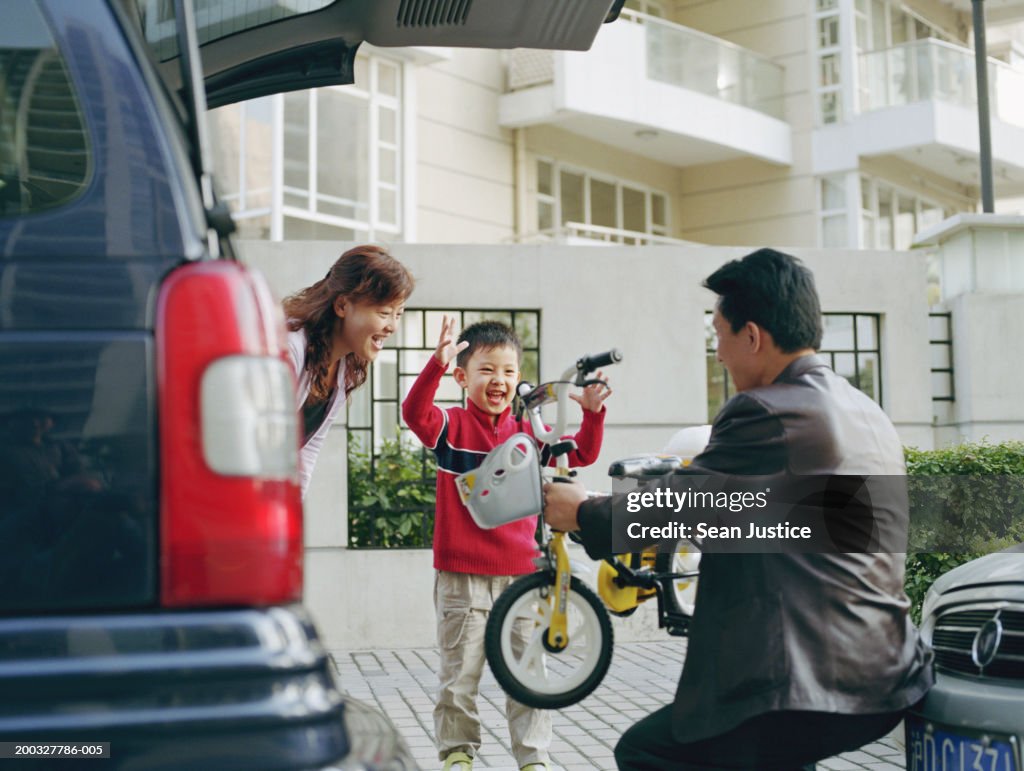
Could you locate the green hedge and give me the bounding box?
[904,440,1024,622]
[345,432,1024,624]
[347,431,436,549]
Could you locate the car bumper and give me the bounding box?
[0,605,415,770]
[906,669,1023,769]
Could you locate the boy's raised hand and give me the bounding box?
[434,314,469,366]
[570,370,612,413]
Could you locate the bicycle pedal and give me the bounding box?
[664,614,691,636]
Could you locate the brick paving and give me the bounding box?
[330,639,906,771]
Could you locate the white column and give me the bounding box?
[402,60,418,243]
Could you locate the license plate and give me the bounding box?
[906,715,1019,771]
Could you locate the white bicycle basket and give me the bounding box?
[455,433,543,529]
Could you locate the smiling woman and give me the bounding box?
[283,244,415,497]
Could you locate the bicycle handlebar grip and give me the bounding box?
[577,348,622,373]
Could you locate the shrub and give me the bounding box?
[347,430,436,549]
[904,440,1024,622]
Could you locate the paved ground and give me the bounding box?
[330,639,906,771]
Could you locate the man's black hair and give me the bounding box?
[703,248,823,352]
[456,320,523,369]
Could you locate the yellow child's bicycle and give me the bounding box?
[454,351,702,710]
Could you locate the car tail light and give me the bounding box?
[200,356,296,477]
[156,260,302,607]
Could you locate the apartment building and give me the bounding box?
[210,0,1024,251]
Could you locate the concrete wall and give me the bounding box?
[917,215,1024,446]
[932,293,1024,446]
[239,240,932,650]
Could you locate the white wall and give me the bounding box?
[240,240,932,650]
[671,0,817,247]
[414,50,516,243]
[933,292,1024,446]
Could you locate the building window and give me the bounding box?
[821,173,954,250]
[929,312,954,402]
[209,54,403,241]
[207,96,274,239]
[855,0,954,52]
[819,174,849,247]
[820,313,882,402]
[536,159,669,243]
[705,313,731,421]
[855,0,960,112]
[347,309,540,548]
[706,312,882,419]
[813,0,843,124]
[859,176,950,250]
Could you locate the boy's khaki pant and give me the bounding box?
[434,570,551,767]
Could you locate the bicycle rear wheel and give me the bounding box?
[485,571,612,709]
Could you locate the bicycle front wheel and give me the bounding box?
[485,571,613,709]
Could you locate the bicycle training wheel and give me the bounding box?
[485,571,613,709]
[654,539,701,617]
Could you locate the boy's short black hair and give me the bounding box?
[456,321,523,369]
[703,248,823,352]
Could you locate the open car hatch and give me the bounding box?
[133,0,619,107]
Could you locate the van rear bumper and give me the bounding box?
[0,605,410,769]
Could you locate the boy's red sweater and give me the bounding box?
[402,356,605,575]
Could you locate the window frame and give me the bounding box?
[208,52,404,241]
[858,175,954,250]
[534,157,670,243]
[705,311,884,420]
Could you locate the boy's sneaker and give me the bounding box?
[441,751,473,771]
[520,764,550,771]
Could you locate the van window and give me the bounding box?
[136,0,337,60]
[0,2,90,217]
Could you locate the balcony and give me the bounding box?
[499,10,791,167]
[815,39,1024,194]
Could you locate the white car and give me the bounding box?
[906,545,1024,771]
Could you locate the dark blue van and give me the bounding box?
[0,1,615,768]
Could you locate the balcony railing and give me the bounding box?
[859,38,1024,128]
[632,10,785,119]
[507,10,786,120]
[516,222,698,246]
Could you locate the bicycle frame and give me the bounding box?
[481,349,712,710]
[517,352,628,651]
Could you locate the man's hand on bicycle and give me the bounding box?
[570,370,612,413]
[434,314,469,366]
[542,478,588,532]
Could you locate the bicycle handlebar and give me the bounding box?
[576,349,622,376]
[607,454,685,479]
[524,349,622,464]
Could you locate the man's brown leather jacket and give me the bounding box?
[576,354,934,743]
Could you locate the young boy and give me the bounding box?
[402,318,611,771]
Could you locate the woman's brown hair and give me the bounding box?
[284,245,414,402]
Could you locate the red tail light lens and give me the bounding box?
[156,261,302,607]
